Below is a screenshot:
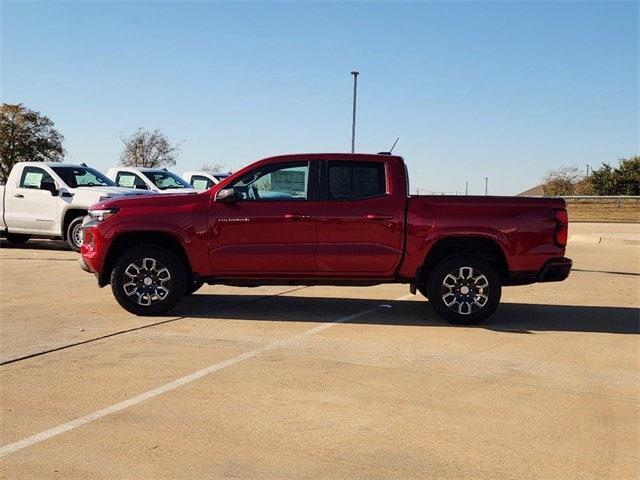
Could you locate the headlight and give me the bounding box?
[88,208,119,222]
[98,195,115,202]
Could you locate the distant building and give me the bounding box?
[517,184,545,197]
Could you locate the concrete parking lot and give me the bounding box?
[0,231,638,479]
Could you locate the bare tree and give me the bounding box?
[0,103,64,182]
[119,128,180,168]
[542,165,582,196]
[199,162,227,172]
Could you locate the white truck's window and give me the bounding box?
[230,162,308,201]
[116,172,147,189]
[145,171,191,190]
[190,175,212,190]
[51,166,115,188]
[19,167,55,189]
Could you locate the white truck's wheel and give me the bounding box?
[66,217,85,252]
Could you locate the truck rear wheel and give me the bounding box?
[427,255,501,325]
[111,245,186,316]
[5,233,31,245]
[66,216,85,252]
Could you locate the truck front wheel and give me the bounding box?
[66,216,85,252]
[111,245,186,316]
[426,255,501,325]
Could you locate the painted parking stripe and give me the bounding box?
[0,294,413,458]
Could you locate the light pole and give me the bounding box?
[350,71,359,153]
[465,181,469,195]
[586,164,591,177]
[484,177,488,196]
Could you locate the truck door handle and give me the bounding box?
[285,213,311,221]
[13,194,24,199]
[366,214,394,221]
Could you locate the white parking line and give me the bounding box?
[0,294,413,459]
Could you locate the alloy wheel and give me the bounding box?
[122,258,172,306]
[441,266,490,315]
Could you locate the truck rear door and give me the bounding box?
[316,158,405,276]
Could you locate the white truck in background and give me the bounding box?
[106,167,198,194]
[0,162,152,251]
[182,171,231,190]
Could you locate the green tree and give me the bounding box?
[119,128,180,168]
[590,157,639,195]
[590,163,617,195]
[0,103,64,183]
[614,156,640,195]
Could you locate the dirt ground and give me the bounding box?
[567,199,640,223]
[0,235,638,479]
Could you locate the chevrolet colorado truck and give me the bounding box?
[80,153,571,324]
[1,162,152,251]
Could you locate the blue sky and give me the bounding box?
[2,1,638,195]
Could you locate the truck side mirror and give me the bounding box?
[215,188,237,204]
[41,180,58,196]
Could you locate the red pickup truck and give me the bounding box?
[80,153,571,324]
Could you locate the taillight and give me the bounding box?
[551,208,568,247]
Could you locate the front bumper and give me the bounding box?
[538,257,572,282]
[79,256,91,273]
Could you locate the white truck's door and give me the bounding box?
[5,165,60,233]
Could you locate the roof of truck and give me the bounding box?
[17,162,91,168]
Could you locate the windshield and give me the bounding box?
[143,170,192,190]
[51,166,115,188]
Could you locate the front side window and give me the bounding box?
[115,172,148,189]
[230,162,309,201]
[51,166,115,188]
[327,161,386,200]
[190,175,213,190]
[144,171,192,190]
[19,166,55,189]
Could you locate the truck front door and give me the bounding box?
[5,166,60,234]
[209,160,320,274]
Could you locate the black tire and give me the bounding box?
[5,233,31,245]
[66,216,85,252]
[426,255,501,325]
[185,279,205,296]
[111,245,186,316]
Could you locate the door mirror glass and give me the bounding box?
[215,188,237,204]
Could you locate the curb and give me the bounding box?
[569,235,640,246]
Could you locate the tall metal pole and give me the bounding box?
[465,181,469,195]
[586,164,590,177]
[350,71,359,153]
[484,177,488,196]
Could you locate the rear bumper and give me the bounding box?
[538,257,572,282]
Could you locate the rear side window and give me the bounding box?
[327,161,386,200]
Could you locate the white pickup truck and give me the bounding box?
[106,167,197,194]
[0,162,152,251]
[182,171,231,190]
